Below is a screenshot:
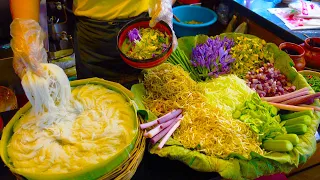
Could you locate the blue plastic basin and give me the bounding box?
[173,5,217,37]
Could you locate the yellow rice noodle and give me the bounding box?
[21,63,71,115]
[143,63,263,158]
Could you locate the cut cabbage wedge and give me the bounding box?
[0,78,140,180]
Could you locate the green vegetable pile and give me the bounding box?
[198,74,254,114]
[281,111,314,135]
[233,93,286,141]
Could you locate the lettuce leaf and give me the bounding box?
[177,35,209,59]
[131,83,157,122]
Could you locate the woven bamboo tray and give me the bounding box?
[12,119,146,180]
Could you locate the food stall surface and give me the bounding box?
[230,0,320,44]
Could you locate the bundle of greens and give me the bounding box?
[167,47,201,82]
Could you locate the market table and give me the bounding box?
[228,0,320,44]
[132,147,222,180]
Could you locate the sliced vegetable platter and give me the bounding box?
[131,33,320,180]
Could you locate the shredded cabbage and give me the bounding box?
[197,75,254,115]
[8,84,136,174]
[143,63,263,158]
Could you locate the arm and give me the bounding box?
[10,0,44,78]
[10,0,40,21]
[149,0,178,49]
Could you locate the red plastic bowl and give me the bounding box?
[117,17,173,69]
[0,115,3,132]
[178,0,200,4]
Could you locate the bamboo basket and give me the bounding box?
[1,78,147,180]
[99,122,146,180]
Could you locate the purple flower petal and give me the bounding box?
[191,36,235,79]
[128,28,141,43]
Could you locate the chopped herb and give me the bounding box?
[303,74,320,92]
[123,28,171,60]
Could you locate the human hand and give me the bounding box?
[149,0,178,50]
[10,19,46,78]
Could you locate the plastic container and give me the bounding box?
[173,5,217,37]
[117,17,173,69]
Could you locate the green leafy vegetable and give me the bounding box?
[303,74,320,92]
[198,74,254,114]
[233,93,287,141]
